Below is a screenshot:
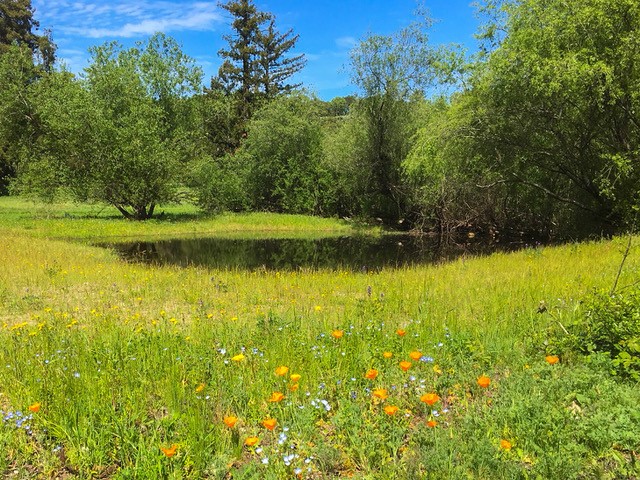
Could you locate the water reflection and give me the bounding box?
[99,234,528,271]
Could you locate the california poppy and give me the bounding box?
[268,392,285,403]
[500,439,512,451]
[262,418,277,430]
[290,373,301,383]
[28,402,41,413]
[399,360,412,371]
[275,365,289,376]
[223,416,238,428]
[427,420,437,428]
[545,355,559,365]
[420,393,440,406]
[161,444,178,458]
[331,330,344,339]
[477,375,491,388]
[383,351,393,359]
[372,388,389,400]
[245,436,259,446]
[409,351,422,360]
[384,405,399,415]
[396,329,406,337]
[365,369,378,380]
[231,353,245,362]
[195,383,205,393]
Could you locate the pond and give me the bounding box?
[99,234,534,271]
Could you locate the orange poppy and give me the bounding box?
[383,351,393,359]
[409,351,422,360]
[195,383,205,393]
[160,444,178,458]
[262,418,277,430]
[365,369,378,380]
[477,375,491,388]
[331,330,344,339]
[268,392,285,403]
[245,436,259,446]
[384,405,399,415]
[396,329,406,337]
[290,373,302,383]
[420,393,440,406]
[28,402,41,413]
[223,416,238,428]
[289,383,299,392]
[500,439,512,451]
[427,420,437,428]
[275,365,289,376]
[545,355,559,365]
[372,388,389,400]
[399,360,412,371]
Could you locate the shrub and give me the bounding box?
[560,287,640,380]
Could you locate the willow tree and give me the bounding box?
[471,0,640,230]
[347,10,459,224]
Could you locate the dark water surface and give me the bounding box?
[99,234,533,271]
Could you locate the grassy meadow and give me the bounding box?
[0,198,639,479]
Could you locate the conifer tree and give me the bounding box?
[212,0,305,118]
[0,0,55,69]
[256,18,305,98]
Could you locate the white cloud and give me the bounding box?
[33,0,222,39]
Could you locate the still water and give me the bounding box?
[100,234,529,271]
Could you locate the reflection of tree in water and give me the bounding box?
[103,234,528,271]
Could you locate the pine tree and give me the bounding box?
[0,0,55,69]
[212,0,305,117]
[213,0,268,118]
[256,18,305,98]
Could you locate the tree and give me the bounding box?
[212,0,305,118]
[256,18,305,98]
[241,94,328,214]
[469,0,640,231]
[0,0,55,69]
[16,34,203,220]
[0,1,54,193]
[347,10,458,224]
[0,45,36,194]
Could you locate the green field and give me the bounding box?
[0,198,639,479]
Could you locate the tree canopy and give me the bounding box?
[0,0,55,69]
[212,0,305,118]
[15,34,203,219]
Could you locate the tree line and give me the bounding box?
[1,0,639,239]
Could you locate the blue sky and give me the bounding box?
[32,0,481,100]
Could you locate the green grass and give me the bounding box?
[0,197,639,478]
[0,197,373,241]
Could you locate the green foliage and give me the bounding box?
[346,10,462,225]
[240,94,331,214]
[558,287,640,380]
[213,0,305,120]
[0,44,36,195]
[0,0,55,69]
[15,34,203,220]
[189,153,250,213]
[469,0,640,231]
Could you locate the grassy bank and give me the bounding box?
[0,198,639,478]
[0,197,370,241]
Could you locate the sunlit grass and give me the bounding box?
[0,198,639,478]
[0,197,373,241]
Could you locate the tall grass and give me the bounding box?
[0,198,639,478]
